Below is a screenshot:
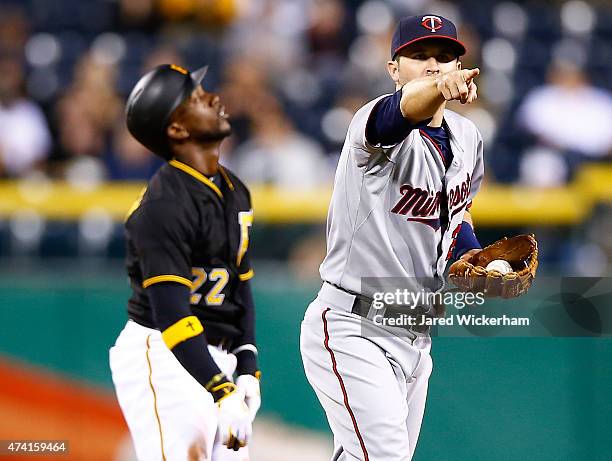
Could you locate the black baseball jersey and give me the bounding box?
[125,159,254,342]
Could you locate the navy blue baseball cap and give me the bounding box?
[391,14,466,59]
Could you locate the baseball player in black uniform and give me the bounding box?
[109,64,260,461]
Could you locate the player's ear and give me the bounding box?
[387,59,400,85]
[457,60,462,71]
[167,121,189,141]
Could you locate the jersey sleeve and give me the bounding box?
[467,130,485,209]
[347,96,388,167]
[128,199,196,289]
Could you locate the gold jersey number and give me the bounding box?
[190,267,229,306]
[189,210,252,306]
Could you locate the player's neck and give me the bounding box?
[172,143,221,176]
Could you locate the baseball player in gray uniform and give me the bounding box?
[300,15,484,461]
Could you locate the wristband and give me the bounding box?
[205,373,237,402]
[453,222,481,259]
[235,348,258,376]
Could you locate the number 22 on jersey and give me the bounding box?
[189,210,253,306]
[190,268,229,305]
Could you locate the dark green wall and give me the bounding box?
[1,265,611,460]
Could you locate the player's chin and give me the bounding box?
[218,120,232,138]
[220,117,231,133]
[201,125,232,142]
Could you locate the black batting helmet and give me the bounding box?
[125,64,208,159]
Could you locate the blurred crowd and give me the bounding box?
[0,0,611,188]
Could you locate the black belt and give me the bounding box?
[330,283,434,334]
[350,290,380,317]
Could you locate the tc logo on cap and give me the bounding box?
[421,15,443,33]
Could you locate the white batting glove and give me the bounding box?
[236,374,261,422]
[216,388,252,451]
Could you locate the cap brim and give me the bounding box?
[393,35,466,58]
[191,65,209,85]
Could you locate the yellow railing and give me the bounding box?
[0,164,610,225]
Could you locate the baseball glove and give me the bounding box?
[448,234,539,298]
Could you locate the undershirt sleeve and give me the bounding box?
[232,280,258,376]
[148,282,223,388]
[365,89,431,148]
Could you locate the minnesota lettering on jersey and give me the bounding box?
[391,185,441,229]
[391,173,472,230]
[449,173,472,218]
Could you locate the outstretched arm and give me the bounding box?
[400,68,479,124]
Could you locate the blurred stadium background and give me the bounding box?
[0,0,611,459]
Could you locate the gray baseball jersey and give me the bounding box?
[319,95,484,297]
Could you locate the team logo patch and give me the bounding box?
[421,15,443,33]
